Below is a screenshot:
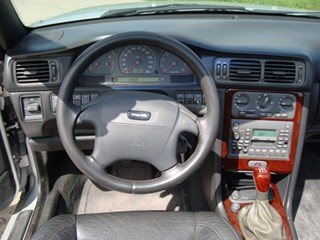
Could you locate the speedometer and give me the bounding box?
[120,45,156,74]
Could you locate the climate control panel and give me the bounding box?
[228,119,293,160]
[232,92,296,119]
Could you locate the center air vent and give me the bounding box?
[264,61,296,83]
[15,60,51,84]
[229,60,261,81]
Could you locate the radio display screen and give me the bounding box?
[252,129,276,138]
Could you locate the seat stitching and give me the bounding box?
[196,223,224,240]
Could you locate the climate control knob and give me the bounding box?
[234,93,249,108]
[258,94,272,109]
[279,96,294,111]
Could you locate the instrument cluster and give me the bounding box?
[80,45,195,86]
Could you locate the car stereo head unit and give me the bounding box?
[229,119,293,160]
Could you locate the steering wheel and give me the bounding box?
[57,32,220,193]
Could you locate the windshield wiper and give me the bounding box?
[100,4,248,18]
[101,4,320,19]
[283,11,320,18]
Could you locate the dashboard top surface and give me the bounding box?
[9,14,320,61]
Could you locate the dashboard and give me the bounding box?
[2,14,320,168]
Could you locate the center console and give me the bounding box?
[222,90,303,173]
[222,89,303,240]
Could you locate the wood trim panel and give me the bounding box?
[222,89,303,173]
[223,184,292,239]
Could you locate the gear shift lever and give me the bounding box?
[253,167,270,201]
[238,167,287,240]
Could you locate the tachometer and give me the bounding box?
[160,51,191,74]
[120,45,156,74]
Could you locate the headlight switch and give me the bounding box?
[21,96,43,121]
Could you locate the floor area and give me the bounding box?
[0,193,20,238]
[293,143,320,240]
[3,144,320,239]
[78,180,185,214]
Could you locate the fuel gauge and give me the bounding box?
[88,53,116,74]
[160,51,191,74]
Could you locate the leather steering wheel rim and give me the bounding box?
[57,32,220,193]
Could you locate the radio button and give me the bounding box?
[233,123,239,130]
[275,150,281,156]
[281,150,287,157]
[284,137,289,141]
[249,149,254,156]
[232,131,241,140]
[255,149,261,156]
[261,149,268,156]
[268,149,275,156]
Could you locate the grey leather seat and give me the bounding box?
[32,211,241,240]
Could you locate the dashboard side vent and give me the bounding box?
[264,61,296,83]
[229,60,261,81]
[15,60,50,83]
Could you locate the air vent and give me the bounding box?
[264,61,296,83]
[15,60,50,83]
[229,60,261,81]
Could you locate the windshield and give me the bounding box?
[10,0,320,27]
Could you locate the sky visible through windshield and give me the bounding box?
[11,0,320,27]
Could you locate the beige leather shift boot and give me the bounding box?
[238,167,287,240]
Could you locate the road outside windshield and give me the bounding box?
[10,0,320,27]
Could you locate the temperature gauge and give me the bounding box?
[88,53,116,74]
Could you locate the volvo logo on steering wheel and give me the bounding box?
[127,110,151,121]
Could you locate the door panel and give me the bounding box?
[0,49,18,211]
